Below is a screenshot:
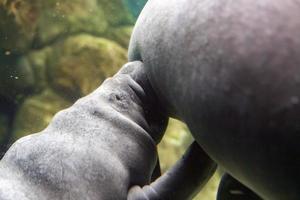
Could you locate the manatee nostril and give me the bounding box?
[115,94,121,101]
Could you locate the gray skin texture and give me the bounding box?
[0,62,166,200]
[0,61,216,200]
[128,0,300,199]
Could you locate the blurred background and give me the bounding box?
[0,0,220,199]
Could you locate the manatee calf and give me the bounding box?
[0,62,216,199]
[128,0,300,199]
[0,62,164,199]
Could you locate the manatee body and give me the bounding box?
[0,62,215,200]
[0,63,167,199]
[129,0,300,199]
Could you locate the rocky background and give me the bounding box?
[0,0,220,199]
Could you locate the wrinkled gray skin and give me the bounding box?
[0,62,216,200]
[1,0,300,199]
[129,0,300,199]
[0,62,166,199]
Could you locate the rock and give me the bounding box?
[0,113,9,148]
[12,89,71,140]
[0,4,34,52]
[35,0,108,46]
[1,0,108,49]
[106,26,133,48]
[0,0,136,51]
[0,96,18,155]
[25,47,52,93]
[0,51,35,102]
[47,34,127,100]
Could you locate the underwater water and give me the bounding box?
[0,0,219,199]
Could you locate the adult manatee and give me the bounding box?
[128,0,300,199]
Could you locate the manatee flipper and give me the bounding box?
[128,141,217,200]
[151,158,161,182]
[217,173,262,200]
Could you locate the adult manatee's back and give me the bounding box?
[129,0,300,199]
